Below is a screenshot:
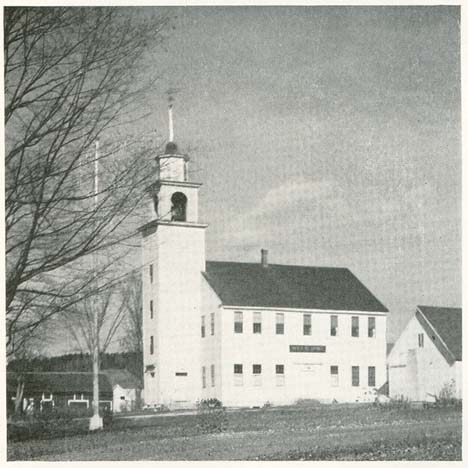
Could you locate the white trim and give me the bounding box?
[221,304,387,316]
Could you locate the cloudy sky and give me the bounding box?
[138,5,461,342]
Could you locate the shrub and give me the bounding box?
[196,399,228,434]
[376,395,410,411]
[437,380,461,407]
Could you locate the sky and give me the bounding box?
[53,5,460,352]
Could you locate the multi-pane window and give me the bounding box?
[149,264,153,283]
[202,366,206,389]
[368,317,376,338]
[253,364,262,386]
[418,333,424,348]
[150,336,154,355]
[234,364,243,386]
[303,314,311,335]
[351,316,359,337]
[352,366,360,386]
[276,364,285,386]
[276,313,285,334]
[368,366,376,387]
[253,312,262,334]
[330,315,338,336]
[150,300,154,319]
[234,311,243,333]
[211,364,215,387]
[330,365,339,387]
[201,315,205,338]
[210,313,215,336]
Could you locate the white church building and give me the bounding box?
[140,122,388,409]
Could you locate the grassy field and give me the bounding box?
[8,404,462,461]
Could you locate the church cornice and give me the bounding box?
[139,219,208,237]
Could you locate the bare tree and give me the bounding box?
[4,7,172,358]
[63,285,125,358]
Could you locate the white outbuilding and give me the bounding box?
[140,131,388,409]
[388,305,462,402]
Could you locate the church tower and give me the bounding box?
[140,101,207,408]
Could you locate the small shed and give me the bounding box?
[102,369,143,412]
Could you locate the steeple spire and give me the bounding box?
[168,97,174,142]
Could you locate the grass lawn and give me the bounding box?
[8,404,462,461]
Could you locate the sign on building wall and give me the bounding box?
[289,345,326,353]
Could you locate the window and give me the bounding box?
[330,365,339,387]
[330,315,338,336]
[368,317,376,338]
[253,312,262,334]
[276,364,285,386]
[276,313,284,334]
[234,311,243,333]
[150,300,153,319]
[150,336,154,355]
[352,366,360,386]
[201,315,205,338]
[368,366,376,387]
[202,366,206,388]
[253,364,262,386]
[175,372,188,377]
[234,364,243,386]
[351,316,359,337]
[211,364,215,387]
[171,192,187,221]
[418,333,424,348]
[303,314,311,335]
[149,264,153,283]
[210,313,215,335]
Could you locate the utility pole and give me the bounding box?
[89,140,103,431]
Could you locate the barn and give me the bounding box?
[387,306,462,402]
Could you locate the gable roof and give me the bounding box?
[6,372,113,395]
[416,306,462,362]
[204,261,388,312]
[102,369,142,389]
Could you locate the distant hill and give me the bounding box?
[7,351,143,380]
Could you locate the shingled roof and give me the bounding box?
[204,261,388,312]
[416,306,462,362]
[6,372,113,396]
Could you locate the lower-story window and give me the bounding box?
[352,366,360,387]
[252,364,262,386]
[368,366,376,387]
[202,366,206,389]
[234,364,243,386]
[275,364,285,386]
[330,365,339,387]
[211,364,215,387]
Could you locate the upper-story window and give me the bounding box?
[330,315,338,336]
[418,333,424,348]
[150,300,153,319]
[149,264,153,283]
[303,314,311,335]
[201,315,205,338]
[368,317,376,338]
[253,312,262,334]
[276,313,284,335]
[210,313,215,335]
[150,336,154,355]
[171,192,187,221]
[234,311,243,333]
[351,316,359,337]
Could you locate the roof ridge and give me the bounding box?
[205,260,348,270]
